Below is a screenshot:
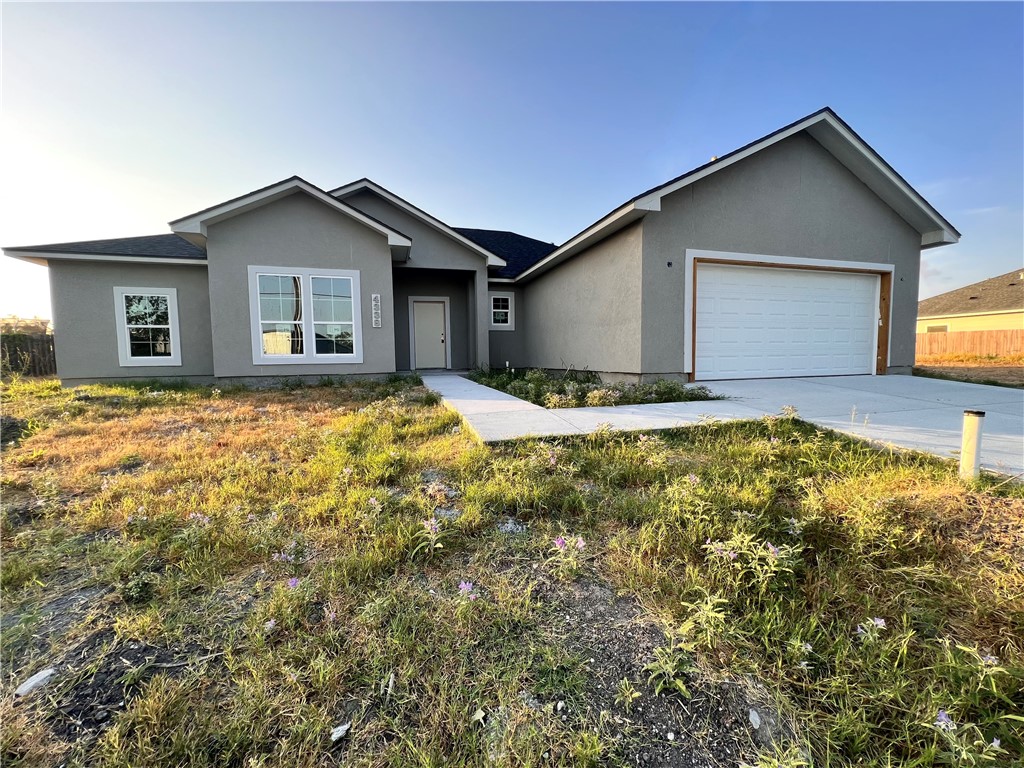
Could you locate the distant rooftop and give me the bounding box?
[918,269,1024,317]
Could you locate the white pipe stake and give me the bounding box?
[959,410,985,481]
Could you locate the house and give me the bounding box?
[917,270,1024,334]
[4,108,960,385]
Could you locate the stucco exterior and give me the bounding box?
[487,286,527,369]
[205,193,397,377]
[342,189,491,369]
[639,133,922,375]
[48,260,214,381]
[521,222,643,376]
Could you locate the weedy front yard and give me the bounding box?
[1,376,1021,767]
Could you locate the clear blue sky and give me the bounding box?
[2,2,1021,318]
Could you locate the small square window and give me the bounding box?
[490,293,515,331]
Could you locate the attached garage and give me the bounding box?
[692,261,884,381]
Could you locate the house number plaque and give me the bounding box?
[371,294,382,328]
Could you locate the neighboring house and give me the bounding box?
[0,316,52,335]
[917,270,1024,333]
[4,107,960,385]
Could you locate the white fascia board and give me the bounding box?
[633,112,959,249]
[3,250,207,267]
[331,180,507,267]
[513,204,648,283]
[171,179,412,248]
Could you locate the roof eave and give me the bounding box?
[330,179,507,268]
[170,177,413,257]
[2,249,208,267]
[513,203,653,283]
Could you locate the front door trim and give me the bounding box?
[408,296,452,370]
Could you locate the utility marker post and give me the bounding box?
[959,410,985,481]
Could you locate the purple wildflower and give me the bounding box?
[934,709,955,732]
[264,618,276,632]
[554,536,567,551]
[766,542,779,558]
[422,518,440,534]
[687,473,699,485]
[287,577,300,589]
[981,654,998,665]
[991,737,1001,749]
[726,550,738,560]
[575,537,586,551]
[458,581,474,594]
[325,609,336,622]
[870,617,886,629]
[801,642,813,653]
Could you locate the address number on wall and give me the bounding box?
[371,294,382,328]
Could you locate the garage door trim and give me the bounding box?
[682,249,894,379]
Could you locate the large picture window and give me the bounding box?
[113,287,182,367]
[248,266,363,364]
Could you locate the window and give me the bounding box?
[248,266,363,364]
[926,325,949,333]
[490,292,515,331]
[113,287,182,367]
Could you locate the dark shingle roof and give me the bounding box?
[8,234,207,260]
[454,228,557,279]
[918,269,1024,317]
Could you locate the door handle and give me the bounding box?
[440,333,446,344]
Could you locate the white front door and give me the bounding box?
[695,263,878,380]
[412,300,448,369]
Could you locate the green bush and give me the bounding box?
[469,368,717,408]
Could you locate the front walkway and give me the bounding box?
[421,374,1024,476]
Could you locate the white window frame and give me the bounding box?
[113,286,182,367]
[489,291,515,331]
[247,266,363,365]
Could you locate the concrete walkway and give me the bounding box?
[422,373,1024,476]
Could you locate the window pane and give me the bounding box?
[258,275,302,322]
[124,294,169,326]
[261,322,303,355]
[128,326,172,357]
[493,311,510,325]
[311,277,353,323]
[492,297,510,311]
[314,323,354,355]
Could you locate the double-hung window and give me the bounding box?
[113,287,182,366]
[490,292,515,331]
[248,266,363,364]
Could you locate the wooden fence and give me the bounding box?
[916,328,1023,358]
[1,333,56,376]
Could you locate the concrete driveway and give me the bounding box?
[423,374,1023,477]
[703,375,1024,477]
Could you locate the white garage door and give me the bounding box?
[695,263,878,380]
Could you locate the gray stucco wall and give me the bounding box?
[487,285,527,369]
[521,222,643,375]
[393,269,472,370]
[640,132,923,374]
[205,192,397,377]
[343,190,491,368]
[48,260,213,381]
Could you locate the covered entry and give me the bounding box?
[693,261,883,381]
[393,268,475,371]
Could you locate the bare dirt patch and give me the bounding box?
[914,363,1024,387]
[543,581,795,767]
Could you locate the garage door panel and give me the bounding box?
[695,263,878,381]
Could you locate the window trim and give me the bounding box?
[113,286,182,367]
[247,266,363,365]
[489,291,515,331]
